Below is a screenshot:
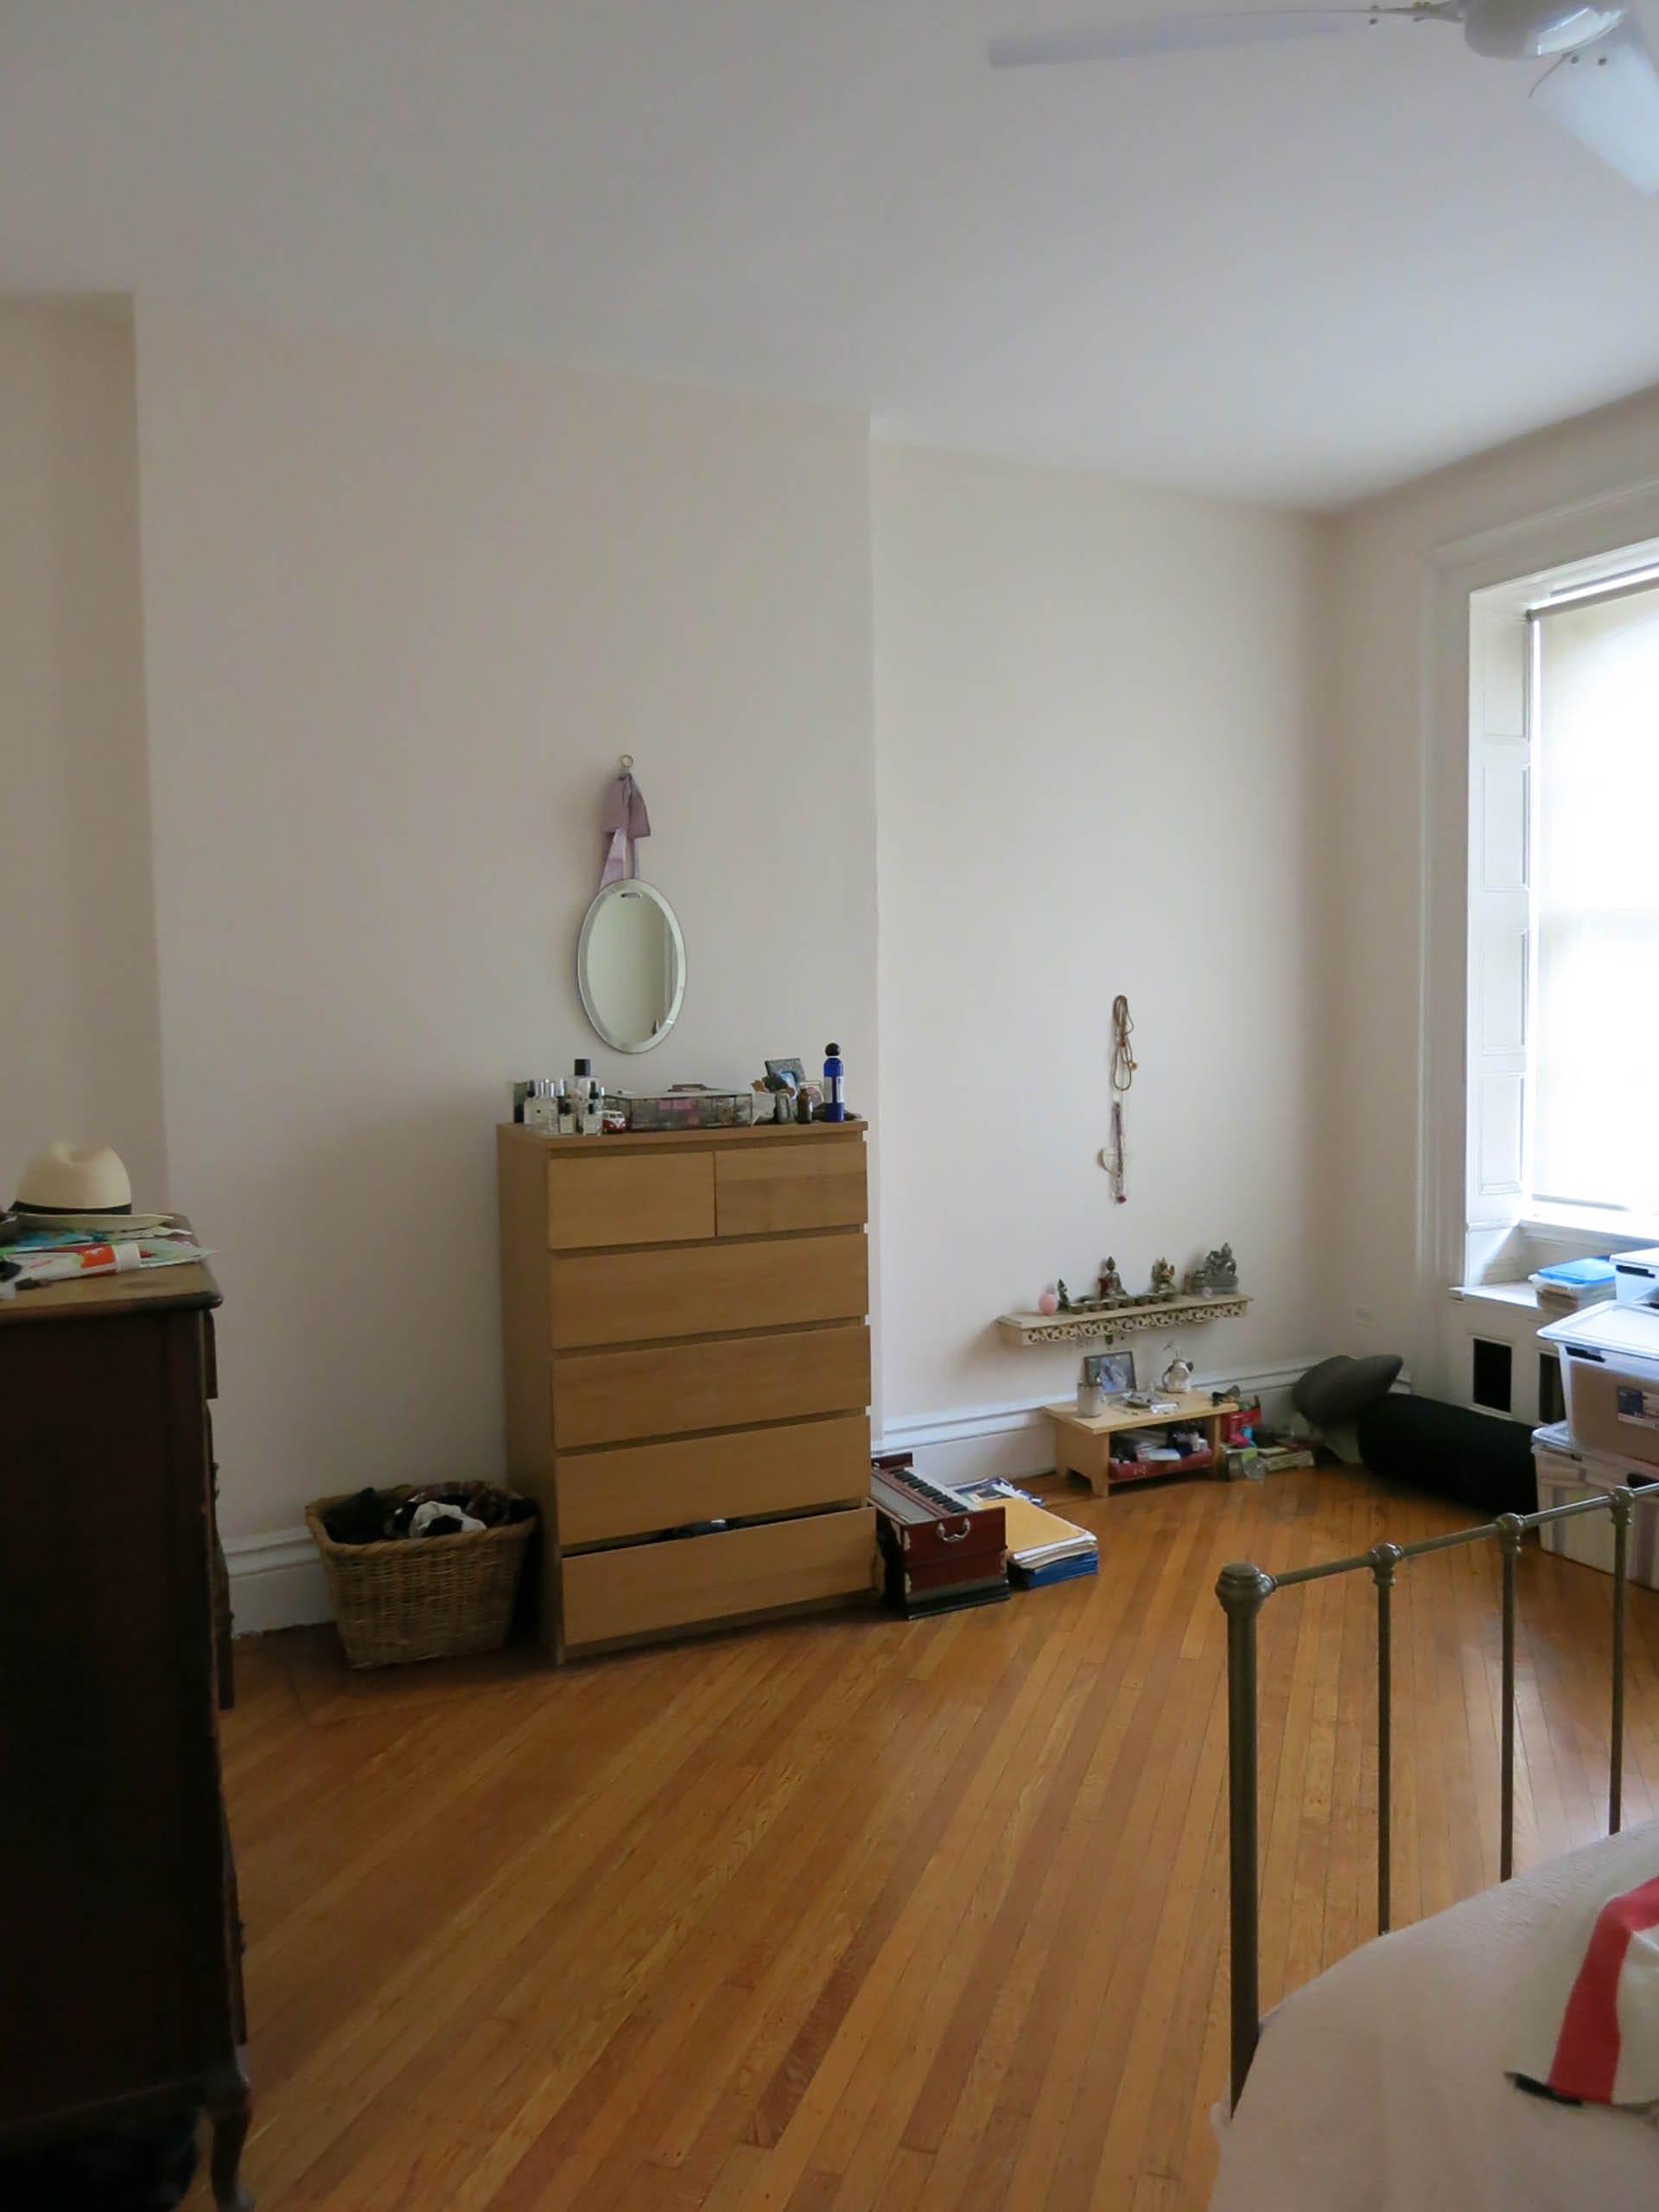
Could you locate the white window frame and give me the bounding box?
[1465,536,1659,1266]
[1414,481,1659,1399]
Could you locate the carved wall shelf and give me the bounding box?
[997,1294,1251,1348]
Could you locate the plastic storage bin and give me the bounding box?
[1537,1303,1659,1471]
[1531,1421,1659,1586]
[625,1091,753,1131]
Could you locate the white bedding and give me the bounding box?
[1210,1823,1659,2212]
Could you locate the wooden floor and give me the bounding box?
[196,1467,1659,2212]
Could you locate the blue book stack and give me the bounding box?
[1011,1551,1099,1592]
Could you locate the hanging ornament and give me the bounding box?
[1099,994,1135,1204]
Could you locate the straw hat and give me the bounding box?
[11,1141,169,1230]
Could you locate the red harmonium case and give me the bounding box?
[870,1454,1008,1615]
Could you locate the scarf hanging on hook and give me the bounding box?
[600,762,652,889]
[1103,995,1135,1204]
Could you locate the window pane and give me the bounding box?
[1534,585,1659,1213]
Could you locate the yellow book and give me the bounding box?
[957,1482,1096,1567]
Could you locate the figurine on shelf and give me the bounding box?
[1057,1279,1073,1312]
[1149,1257,1178,1302]
[1160,1351,1194,1395]
[1097,1255,1126,1307]
[1196,1243,1239,1295]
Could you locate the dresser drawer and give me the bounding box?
[556,1414,870,1547]
[715,1140,867,1236]
[553,1323,871,1450]
[549,1230,867,1350]
[561,1504,875,1649]
[546,1152,715,1250]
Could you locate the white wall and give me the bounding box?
[1332,383,1659,1382]
[132,302,876,1544]
[873,444,1338,1447]
[0,301,166,1201]
[0,289,1368,1579]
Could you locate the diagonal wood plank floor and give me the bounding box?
[194,1468,1659,2212]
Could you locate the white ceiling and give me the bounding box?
[5,1,1659,506]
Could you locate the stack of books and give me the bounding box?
[949,1479,1098,1590]
[1255,1441,1316,1473]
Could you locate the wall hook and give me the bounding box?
[620,753,634,772]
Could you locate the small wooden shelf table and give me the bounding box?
[1048,1392,1240,1498]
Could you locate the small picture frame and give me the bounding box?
[1084,1350,1135,1396]
[765,1057,806,1086]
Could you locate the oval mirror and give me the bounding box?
[576,880,686,1053]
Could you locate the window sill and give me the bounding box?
[1452,1280,1542,1315]
[1521,1205,1659,1251]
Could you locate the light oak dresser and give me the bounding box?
[497,1118,876,1660]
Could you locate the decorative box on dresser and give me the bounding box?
[497,1119,877,1660]
[0,1252,251,2209]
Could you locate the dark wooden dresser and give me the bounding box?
[0,1254,252,2209]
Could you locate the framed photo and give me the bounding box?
[1084,1350,1135,1396]
[765,1057,806,1086]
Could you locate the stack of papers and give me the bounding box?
[0,1217,208,1299]
[949,1478,1098,1589]
[1531,1257,1617,1309]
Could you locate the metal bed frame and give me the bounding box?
[1217,1482,1658,2110]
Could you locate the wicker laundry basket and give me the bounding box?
[305,1487,536,1668]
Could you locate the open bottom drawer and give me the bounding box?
[561,1504,875,1651]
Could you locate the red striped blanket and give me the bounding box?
[1506,1845,1659,2111]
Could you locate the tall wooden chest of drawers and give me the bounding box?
[497,1120,875,1660]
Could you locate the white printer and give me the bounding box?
[1614,1247,1659,1307]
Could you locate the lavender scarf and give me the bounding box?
[600,770,652,888]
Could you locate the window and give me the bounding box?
[1466,543,1659,1266]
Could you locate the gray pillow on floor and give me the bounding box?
[1294,1352,1403,1429]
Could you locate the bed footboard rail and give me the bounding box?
[1217,1481,1652,2111]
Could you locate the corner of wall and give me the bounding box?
[0,295,166,1201]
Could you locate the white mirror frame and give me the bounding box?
[575,879,687,1053]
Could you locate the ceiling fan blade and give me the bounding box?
[1533,15,1659,190]
[988,9,1427,64]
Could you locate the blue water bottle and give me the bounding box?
[823,1042,846,1122]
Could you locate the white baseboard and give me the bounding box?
[224,1526,331,1636]
[226,1354,1324,1633]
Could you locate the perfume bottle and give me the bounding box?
[524,1080,563,1134]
